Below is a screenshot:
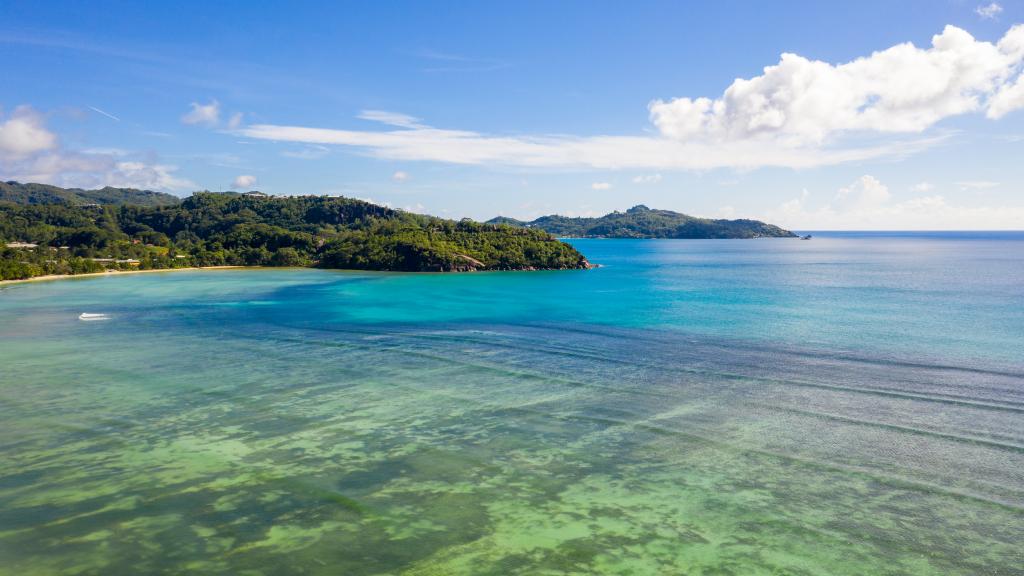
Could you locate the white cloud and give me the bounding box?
[988,73,1024,118]
[763,175,1024,229]
[911,181,934,192]
[104,161,193,190]
[227,112,244,130]
[233,174,257,189]
[358,110,424,128]
[591,182,612,190]
[650,25,1024,146]
[392,170,409,182]
[0,106,58,158]
[834,175,891,210]
[181,100,221,126]
[0,105,193,191]
[237,120,941,170]
[977,3,1003,19]
[957,180,1000,189]
[233,25,1024,171]
[4,151,192,191]
[632,174,663,183]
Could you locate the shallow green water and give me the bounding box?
[1,236,1022,574]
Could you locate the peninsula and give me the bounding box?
[0,182,590,281]
[488,205,796,239]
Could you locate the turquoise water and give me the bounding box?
[1,234,1022,575]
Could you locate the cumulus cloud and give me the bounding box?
[763,175,1024,229]
[392,170,409,182]
[649,25,1024,146]
[977,3,1003,19]
[988,73,1024,118]
[0,106,58,158]
[632,174,663,183]
[591,182,612,190]
[233,174,257,189]
[181,100,221,126]
[0,105,193,191]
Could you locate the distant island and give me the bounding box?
[0,182,589,281]
[488,205,796,239]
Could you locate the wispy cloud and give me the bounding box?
[976,2,1004,19]
[414,48,511,72]
[591,182,612,190]
[956,180,1000,190]
[358,110,424,128]
[237,114,947,171]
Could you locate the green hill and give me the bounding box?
[487,205,796,239]
[0,181,182,207]
[0,185,590,280]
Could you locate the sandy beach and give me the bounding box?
[0,266,245,287]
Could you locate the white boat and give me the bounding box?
[78,313,110,321]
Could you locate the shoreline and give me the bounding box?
[0,266,246,287]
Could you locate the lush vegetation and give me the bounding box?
[488,205,796,239]
[0,184,590,281]
[0,181,182,207]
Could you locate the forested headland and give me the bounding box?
[0,183,590,281]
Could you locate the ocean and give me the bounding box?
[1,233,1022,575]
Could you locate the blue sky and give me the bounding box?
[2,0,1024,228]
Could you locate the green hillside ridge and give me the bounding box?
[0,184,589,281]
[488,205,796,239]
[0,181,182,207]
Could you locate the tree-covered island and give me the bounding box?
[488,205,796,239]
